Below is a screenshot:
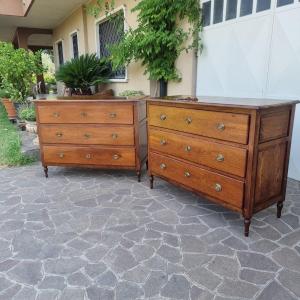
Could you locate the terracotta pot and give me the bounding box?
[1,98,17,120]
[25,120,37,133]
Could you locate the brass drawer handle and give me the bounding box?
[184,171,191,178]
[109,112,117,119]
[217,123,225,131]
[216,154,224,162]
[80,112,87,117]
[185,145,192,152]
[160,114,167,121]
[84,133,91,139]
[113,154,120,160]
[56,132,63,137]
[215,183,222,192]
[112,133,118,140]
[185,117,192,124]
[59,153,64,158]
[160,163,166,170]
[53,112,60,118]
[86,154,92,159]
[160,139,167,146]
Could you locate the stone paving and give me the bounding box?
[0,164,300,300]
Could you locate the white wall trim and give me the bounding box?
[69,29,80,58]
[54,38,65,68]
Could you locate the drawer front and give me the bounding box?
[148,105,249,144]
[37,103,133,124]
[149,128,247,177]
[150,152,244,208]
[43,146,136,166]
[39,125,134,146]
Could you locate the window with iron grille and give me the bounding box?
[71,32,79,59]
[98,11,126,80]
[57,41,64,65]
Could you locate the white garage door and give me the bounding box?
[197,0,300,180]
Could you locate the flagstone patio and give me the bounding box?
[0,164,299,300]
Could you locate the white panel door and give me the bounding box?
[197,0,300,180]
[266,4,300,180]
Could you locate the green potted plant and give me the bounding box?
[0,88,17,120]
[56,53,112,99]
[0,42,44,114]
[18,105,37,133]
[89,0,202,97]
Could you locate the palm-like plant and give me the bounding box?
[56,54,111,95]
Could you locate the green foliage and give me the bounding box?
[119,90,144,97]
[0,88,10,99]
[86,0,116,18]
[55,54,111,95]
[44,73,56,85]
[0,42,44,103]
[0,104,34,166]
[88,0,202,82]
[18,105,36,122]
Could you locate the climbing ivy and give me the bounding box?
[87,0,202,82]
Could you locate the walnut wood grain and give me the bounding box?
[149,128,247,178]
[148,105,250,144]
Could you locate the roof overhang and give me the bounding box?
[0,0,88,43]
[0,0,34,17]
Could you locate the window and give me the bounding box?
[71,32,79,59]
[98,11,125,79]
[240,0,253,16]
[256,0,271,12]
[202,1,211,27]
[213,0,224,24]
[277,0,293,6]
[57,41,64,65]
[226,0,238,20]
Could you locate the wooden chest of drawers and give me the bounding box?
[35,99,147,181]
[147,97,299,236]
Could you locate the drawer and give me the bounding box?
[39,125,134,146]
[148,105,249,144]
[37,103,133,124]
[149,128,247,177]
[42,145,136,167]
[149,152,244,208]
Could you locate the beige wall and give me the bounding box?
[53,0,195,96]
[53,7,86,65]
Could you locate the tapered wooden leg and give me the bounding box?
[150,175,154,189]
[137,171,141,183]
[44,166,48,178]
[277,202,283,218]
[146,160,149,170]
[244,218,251,237]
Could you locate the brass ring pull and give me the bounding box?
[80,112,87,117]
[112,133,118,140]
[53,112,60,118]
[185,145,192,152]
[86,154,92,159]
[160,163,166,170]
[216,154,224,162]
[84,133,91,139]
[160,114,167,121]
[56,132,63,137]
[59,153,64,158]
[160,139,167,146]
[184,171,191,178]
[109,112,117,119]
[185,117,192,125]
[113,154,120,160]
[217,123,225,131]
[215,183,222,192]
